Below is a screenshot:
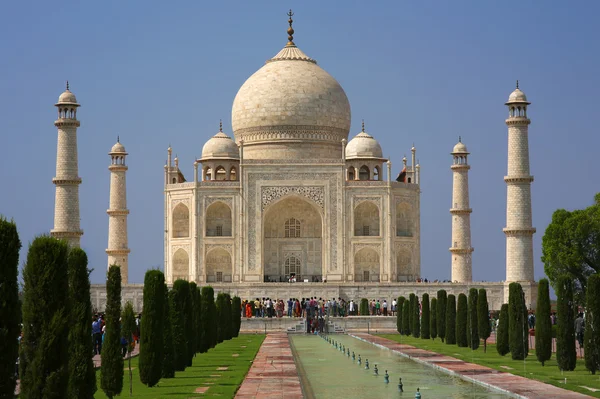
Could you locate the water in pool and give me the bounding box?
[290,334,513,399]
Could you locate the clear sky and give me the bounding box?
[1,1,598,285]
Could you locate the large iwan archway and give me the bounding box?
[354,248,380,282]
[205,248,232,283]
[172,248,189,281]
[263,196,322,282]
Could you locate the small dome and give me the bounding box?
[506,88,529,104]
[110,141,126,153]
[57,89,78,105]
[452,141,468,153]
[345,130,383,159]
[201,131,239,160]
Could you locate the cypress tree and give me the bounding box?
[209,290,218,348]
[184,282,194,366]
[421,293,430,339]
[477,288,491,353]
[535,279,552,366]
[496,304,510,356]
[437,290,447,342]
[396,296,406,334]
[67,248,96,399]
[556,275,576,370]
[232,296,242,337]
[430,297,438,340]
[216,292,227,343]
[402,300,411,336]
[445,294,456,345]
[359,298,369,316]
[101,266,124,399]
[224,294,233,340]
[585,274,600,374]
[467,288,479,350]
[122,302,136,396]
[20,236,70,399]
[200,286,215,351]
[139,270,165,386]
[162,284,175,379]
[456,293,468,347]
[195,288,203,350]
[508,282,529,360]
[189,282,199,357]
[0,217,21,398]
[409,294,416,334]
[171,280,190,370]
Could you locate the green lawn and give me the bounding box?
[379,334,600,398]
[95,334,264,399]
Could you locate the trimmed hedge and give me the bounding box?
[467,288,479,350]
[360,298,369,316]
[456,293,468,347]
[162,284,175,379]
[477,289,491,353]
[232,296,242,338]
[396,296,406,334]
[556,276,576,370]
[445,294,456,345]
[536,279,552,366]
[199,287,215,352]
[421,293,430,339]
[402,300,411,336]
[508,282,528,360]
[585,274,600,374]
[430,297,438,340]
[101,266,124,399]
[437,290,447,342]
[497,304,510,356]
[139,270,165,386]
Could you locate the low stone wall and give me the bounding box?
[90,281,536,313]
[240,316,398,333]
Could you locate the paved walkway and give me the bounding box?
[235,333,303,399]
[352,333,593,399]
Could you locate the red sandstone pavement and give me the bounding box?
[235,333,303,399]
[352,333,593,399]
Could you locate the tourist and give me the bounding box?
[382,300,388,316]
[391,298,397,316]
[376,300,381,316]
[287,298,293,317]
[349,300,355,316]
[92,315,103,355]
[245,301,252,318]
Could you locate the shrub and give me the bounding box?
[409,294,416,334]
[467,288,479,350]
[437,290,447,342]
[189,282,199,357]
[421,293,430,339]
[216,292,226,343]
[496,304,510,356]
[585,274,600,374]
[195,288,203,349]
[360,298,369,316]
[0,217,21,398]
[162,284,175,379]
[101,266,124,399]
[456,293,468,347]
[67,248,96,398]
[556,275,576,370]
[508,282,528,360]
[171,280,190,371]
[477,289,491,353]
[232,296,242,337]
[199,286,214,353]
[20,236,70,399]
[402,300,411,336]
[535,279,552,366]
[396,297,406,334]
[139,270,166,386]
[445,295,456,345]
[430,297,437,340]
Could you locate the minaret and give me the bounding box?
[450,137,473,282]
[51,82,83,247]
[504,82,535,282]
[106,138,130,285]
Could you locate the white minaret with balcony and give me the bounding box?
[450,137,473,282]
[504,82,535,282]
[51,82,83,247]
[106,138,130,285]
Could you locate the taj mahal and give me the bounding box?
[49,13,537,311]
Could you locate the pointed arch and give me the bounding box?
[206,201,232,236]
[229,166,237,181]
[354,201,380,236]
[205,247,232,283]
[172,248,189,281]
[354,248,380,282]
[359,165,370,181]
[172,203,190,238]
[214,165,227,181]
[348,166,356,181]
[396,249,412,281]
[396,202,413,237]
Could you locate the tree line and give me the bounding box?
[0,217,242,399]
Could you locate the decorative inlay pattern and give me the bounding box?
[235,125,348,144]
[261,186,324,211]
[171,244,190,254]
[247,173,338,271]
[206,244,233,255]
[243,159,343,165]
[353,243,381,255]
[171,198,190,210]
[206,197,233,208]
[354,197,381,208]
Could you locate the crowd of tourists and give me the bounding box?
[240,297,399,318]
[91,313,141,358]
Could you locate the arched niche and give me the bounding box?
[354,248,380,282]
[396,249,412,282]
[348,166,356,181]
[354,201,380,236]
[205,248,232,283]
[214,166,227,181]
[359,165,370,181]
[396,202,413,237]
[172,203,190,238]
[206,201,232,236]
[172,248,189,281]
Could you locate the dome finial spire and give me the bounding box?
[117,135,120,143]
[66,80,69,90]
[286,9,295,46]
[362,119,365,132]
[219,119,223,132]
[516,80,519,89]
[459,135,462,143]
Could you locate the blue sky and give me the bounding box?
[1,1,598,285]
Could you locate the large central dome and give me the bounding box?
[232,38,351,160]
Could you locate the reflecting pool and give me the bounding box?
[290,334,512,399]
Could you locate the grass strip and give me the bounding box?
[379,334,600,398]
[95,334,265,399]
